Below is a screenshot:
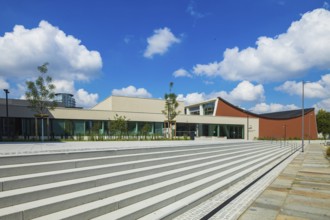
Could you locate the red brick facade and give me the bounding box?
[215,98,318,140]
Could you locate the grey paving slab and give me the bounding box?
[239,143,330,220]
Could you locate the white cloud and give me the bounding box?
[75,89,99,108]
[178,81,264,105]
[193,62,220,77]
[186,0,206,19]
[177,92,206,105]
[0,20,102,82]
[193,9,330,82]
[0,77,9,90]
[275,74,330,98]
[314,98,330,111]
[112,85,152,98]
[173,68,192,78]
[223,81,265,102]
[0,20,102,108]
[52,79,99,108]
[144,27,181,58]
[53,80,75,94]
[250,103,298,114]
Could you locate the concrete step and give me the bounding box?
[38,149,290,220]
[0,142,267,177]
[0,142,272,191]
[0,144,278,208]
[0,142,257,166]
[139,150,292,220]
[0,146,289,220]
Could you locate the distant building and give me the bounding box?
[55,93,76,108]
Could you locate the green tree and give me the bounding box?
[162,82,180,139]
[110,114,128,139]
[25,63,57,141]
[141,123,152,139]
[316,109,330,140]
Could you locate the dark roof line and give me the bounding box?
[217,97,314,120]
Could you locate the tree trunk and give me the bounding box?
[41,118,44,142]
[35,117,38,140]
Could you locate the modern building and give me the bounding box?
[0,95,318,140]
[54,93,76,108]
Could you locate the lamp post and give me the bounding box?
[3,89,9,137]
[301,81,304,152]
[246,114,249,141]
[308,113,310,144]
[283,124,286,144]
[166,97,171,139]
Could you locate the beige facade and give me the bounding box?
[92,96,185,114]
[0,96,258,139]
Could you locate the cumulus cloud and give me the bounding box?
[0,20,102,81]
[177,81,264,105]
[0,77,9,90]
[177,92,206,105]
[144,27,181,58]
[250,103,298,114]
[53,80,75,94]
[276,74,330,98]
[112,85,152,98]
[192,8,330,82]
[75,88,99,108]
[0,20,102,108]
[222,81,265,102]
[173,68,192,78]
[51,79,99,108]
[314,98,330,111]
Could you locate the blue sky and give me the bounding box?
[1,0,330,113]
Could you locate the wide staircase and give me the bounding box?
[0,141,293,220]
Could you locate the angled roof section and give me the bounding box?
[259,108,314,119]
[217,97,314,120]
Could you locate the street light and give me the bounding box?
[3,89,9,137]
[246,114,249,140]
[283,124,286,144]
[308,113,310,144]
[301,81,304,152]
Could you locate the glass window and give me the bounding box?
[203,102,215,115]
[189,106,200,115]
[74,120,85,135]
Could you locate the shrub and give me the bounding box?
[326,147,330,157]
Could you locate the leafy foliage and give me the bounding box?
[162,82,180,138]
[110,114,128,139]
[141,123,152,138]
[316,109,330,139]
[25,63,57,116]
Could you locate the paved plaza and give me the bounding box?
[0,140,328,219]
[239,143,330,220]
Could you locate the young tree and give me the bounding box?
[110,114,128,139]
[316,109,330,140]
[141,123,152,139]
[25,63,57,141]
[162,82,180,139]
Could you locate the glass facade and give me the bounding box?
[0,117,244,140]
